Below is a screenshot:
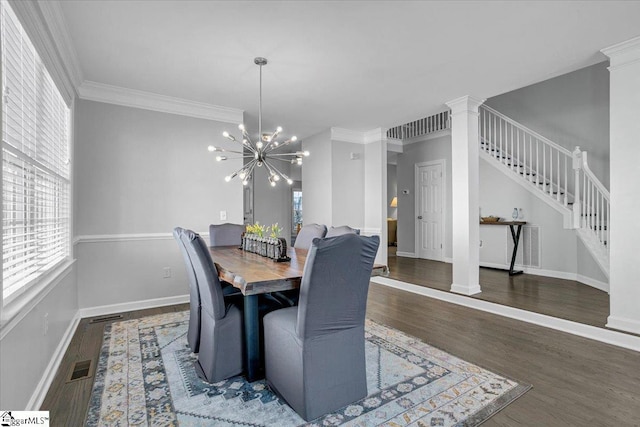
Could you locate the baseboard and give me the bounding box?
[450,283,482,296]
[371,276,640,352]
[396,251,416,258]
[26,312,81,410]
[479,262,609,293]
[606,316,640,335]
[78,294,190,319]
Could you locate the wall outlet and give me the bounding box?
[163,267,171,278]
[43,312,49,336]
[220,210,227,220]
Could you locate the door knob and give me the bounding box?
[417,216,423,219]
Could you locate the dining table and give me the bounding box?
[209,245,389,382]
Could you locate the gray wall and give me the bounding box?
[253,162,293,245]
[74,100,243,308]
[396,135,452,257]
[387,164,397,219]
[0,267,78,409]
[486,61,610,188]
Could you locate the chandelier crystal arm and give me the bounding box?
[265,161,294,185]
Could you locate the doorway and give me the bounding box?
[415,160,445,261]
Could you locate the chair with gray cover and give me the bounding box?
[325,225,360,237]
[209,223,245,247]
[173,227,201,353]
[293,223,327,249]
[182,229,244,383]
[264,233,380,421]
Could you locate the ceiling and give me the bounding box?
[59,1,640,140]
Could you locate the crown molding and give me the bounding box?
[78,81,244,123]
[37,0,83,89]
[331,127,389,145]
[331,127,365,144]
[363,128,387,144]
[7,0,78,104]
[601,35,640,70]
[445,95,485,114]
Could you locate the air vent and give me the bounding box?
[506,225,541,268]
[89,314,123,324]
[67,359,93,383]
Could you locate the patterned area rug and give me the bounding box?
[86,311,530,426]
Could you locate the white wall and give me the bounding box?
[331,141,364,228]
[396,134,453,257]
[74,100,243,308]
[387,164,397,219]
[486,61,610,188]
[0,266,78,409]
[301,130,332,226]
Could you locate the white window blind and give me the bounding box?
[1,0,71,302]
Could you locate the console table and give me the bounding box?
[480,221,527,276]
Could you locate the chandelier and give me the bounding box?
[208,57,309,187]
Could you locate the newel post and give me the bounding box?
[572,146,582,229]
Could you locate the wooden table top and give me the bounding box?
[209,246,388,296]
[480,220,527,226]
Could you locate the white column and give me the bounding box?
[446,96,485,295]
[602,36,640,335]
[363,129,388,265]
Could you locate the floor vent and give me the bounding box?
[89,314,123,324]
[67,360,93,383]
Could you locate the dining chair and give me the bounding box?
[264,233,380,421]
[293,223,327,249]
[182,229,244,383]
[325,225,360,237]
[209,223,245,247]
[173,227,201,353]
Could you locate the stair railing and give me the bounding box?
[387,110,450,140]
[573,147,610,256]
[479,105,574,207]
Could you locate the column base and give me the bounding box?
[450,283,482,296]
[606,315,640,335]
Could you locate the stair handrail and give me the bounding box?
[480,105,572,157]
[573,147,610,256]
[479,104,574,207]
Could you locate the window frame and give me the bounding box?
[1,0,74,321]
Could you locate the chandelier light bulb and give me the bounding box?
[211,57,309,186]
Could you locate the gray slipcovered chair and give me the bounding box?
[209,223,245,247]
[173,227,201,353]
[264,233,380,421]
[181,229,244,383]
[325,225,360,237]
[293,223,327,249]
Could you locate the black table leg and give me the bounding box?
[244,294,260,382]
[509,224,524,276]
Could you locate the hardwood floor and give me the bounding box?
[42,286,640,426]
[387,246,612,329]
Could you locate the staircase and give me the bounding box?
[479,105,610,278]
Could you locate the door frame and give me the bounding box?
[414,159,447,261]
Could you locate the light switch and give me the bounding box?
[220,210,227,220]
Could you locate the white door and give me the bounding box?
[417,162,444,260]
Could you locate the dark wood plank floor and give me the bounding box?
[42,287,640,426]
[387,247,611,329]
